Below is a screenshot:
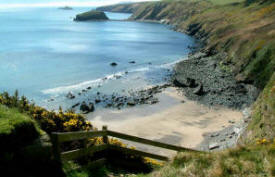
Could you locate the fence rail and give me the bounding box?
[51,126,196,162]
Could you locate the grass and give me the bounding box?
[0,105,40,150]
[63,161,108,177]
[132,144,275,177]
[241,73,275,144]
[163,0,245,5]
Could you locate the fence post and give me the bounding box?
[51,133,61,162]
[102,125,108,144]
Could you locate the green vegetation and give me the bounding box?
[134,142,275,177]
[0,91,92,134]
[0,105,40,150]
[241,73,275,144]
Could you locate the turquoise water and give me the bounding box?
[0,7,195,110]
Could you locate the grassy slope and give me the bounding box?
[135,145,275,177]
[0,105,40,149]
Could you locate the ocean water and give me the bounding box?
[0,7,195,110]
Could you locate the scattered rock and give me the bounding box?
[115,75,122,79]
[110,62,117,66]
[209,142,220,150]
[129,61,136,64]
[87,87,92,90]
[66,92,75,99]
[228,120,235,124]
[80,102,95,113]
[210,133,220,137]
[233,127,241,134]
[72,103,80,108]
[173,52,259,109]
[95,99,101,104]
[127,101,136,106]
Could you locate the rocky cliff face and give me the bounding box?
[74,10,109,21]
[97,0,275,144]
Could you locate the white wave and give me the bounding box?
[42,71,126,95]
[41,58,186,95]
[160,56,188,68]
[128,67,150,73]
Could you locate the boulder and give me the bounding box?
[66,92,75,99]
[80,102,95,113]
[72,103,80,108]
[74,10,109,21]
[173,77,197,88]
[209,142,219,150]
[193,84,204,95]
[127,101,136,106]
[110,62,118,66]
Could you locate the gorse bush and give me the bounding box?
[0,90,92,133]
[0,90,162,172]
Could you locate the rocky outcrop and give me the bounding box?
[58,6,73,10]
[80,102,95,113]
[74,10,109,21]
[173,52,259,109]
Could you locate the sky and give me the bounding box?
[0,0,156,8]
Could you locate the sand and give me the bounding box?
[86,87,243,157]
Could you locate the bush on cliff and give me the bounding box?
[0,91,93,134]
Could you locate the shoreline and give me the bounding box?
[86,87,248,156]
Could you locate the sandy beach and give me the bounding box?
[86,87,244,157]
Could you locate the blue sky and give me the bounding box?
[0,0,156,7]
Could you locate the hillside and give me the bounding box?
[96,2,146,13]
[98,0,275,145]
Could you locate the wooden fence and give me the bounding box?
[51,126,196,163]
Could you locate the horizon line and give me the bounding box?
[0,0,157,8]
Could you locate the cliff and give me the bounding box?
[97,0,275,144]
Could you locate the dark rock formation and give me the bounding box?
[80,102,95,113]
[66,92,75,99]
[59,6,73,10]
[173,52,259,109]
[74,10,109,21]
[110,62,118,66]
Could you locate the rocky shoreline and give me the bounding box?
[173,51,259,109]
[67,84,171,114]
[198,108,252,151]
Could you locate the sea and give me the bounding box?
[0,7,196,110]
